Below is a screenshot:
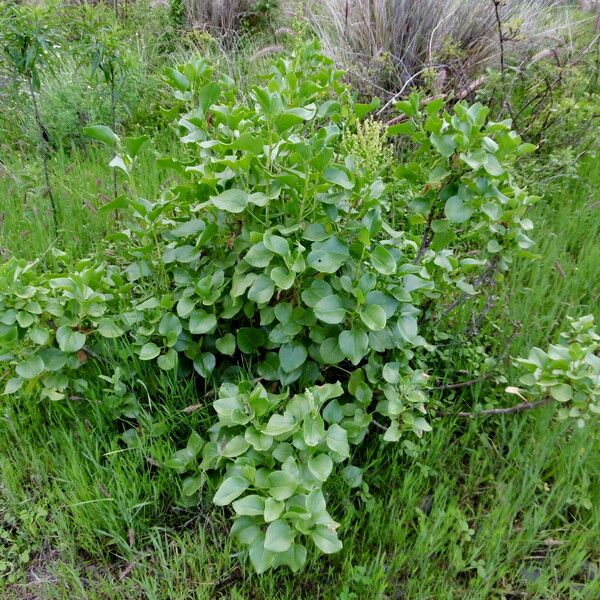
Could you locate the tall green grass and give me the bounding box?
[0,142,167,260]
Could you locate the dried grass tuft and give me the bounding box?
[308,0,576,96]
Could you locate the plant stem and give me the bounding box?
[415,202,437,263]
[28,74,58,237]
[492,0,505,89]
[110,67,118,202]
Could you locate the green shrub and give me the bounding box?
[1,40,598,573]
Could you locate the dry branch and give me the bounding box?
[450,397,553,417]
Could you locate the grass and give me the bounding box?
[1,152,599,597]
[309,0,575,96]
[0,142,167,261]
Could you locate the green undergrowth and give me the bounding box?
[1,394,598,598]
[1,3,599,597]
[1,156,599,598]
[0,139,171,260]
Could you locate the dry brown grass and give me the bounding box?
[307,0,580,96]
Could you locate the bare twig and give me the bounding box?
[28,75,58,236]
[449,397,552,417]
[433,320,520,390]
[433,376,489,391]
[371,397,552,434]
[492,0,506,87]
[109,64,118,204]
[415,203,438,264]
[443,254,500,317]
[377,64,447,116]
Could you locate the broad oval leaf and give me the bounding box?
[56,326,86,354]
[213,475,249,506]
[211,189,249,213]
[314,295,346,324]
[359,304,386,331]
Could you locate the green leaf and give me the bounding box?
[339,326,369,365]
[445,196,473,223]
[270,266,295,290]
[157,348,178,370]
[279,342,308,373]
[28,326,49,345]
[110,154,129,175]
[232,494,265,516]
[342,465,363,488]
[245,242,274,268]
[354,98,380,118]
[38,348,67,372]
[189,310,217,334]
[237,328,265,354]
[182,474,204,496]
[487,239,502,254]
[274,111,306,133]
[56,326,86,353]
[382,362,401,384]
[484,154,504,176]
[550,383,572,402]
[248,275,275,304]
[320,337,345,365]
[83,124,120,147]
[314,295,346,324]
[273,542,307,572]
[383,421,401,442]
[267,471,297,501]
[307,237,349,274]
[231,516,261,546]
[397,315,418,342]
[97,318,124,339]
[265,519,295,553]
[412,417,432,434]
[371,245,396,275]
[263,231,290,256]
[216,333,236,355]
[211,189,248,213]
[264,498,285,522]
[3,377,24,395]
[15,355,44,380]
[159,313,182,337]
[303,414,325,446]
[213,475,249,506]
[123,135,149,157]
[430,132,457,158]
[428,166,450,184]
[263,413,296,437]
[324,167,354,189]
[359,304,386,331]
[326,424,349,457]
[198,82,221,114]
[308,454,333,482]
[311,525,343,554]
[164,67,190,91]
[222,436,250,458]
[249,536,275,574]
[139,342,161,361]
[193,352,216,378]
